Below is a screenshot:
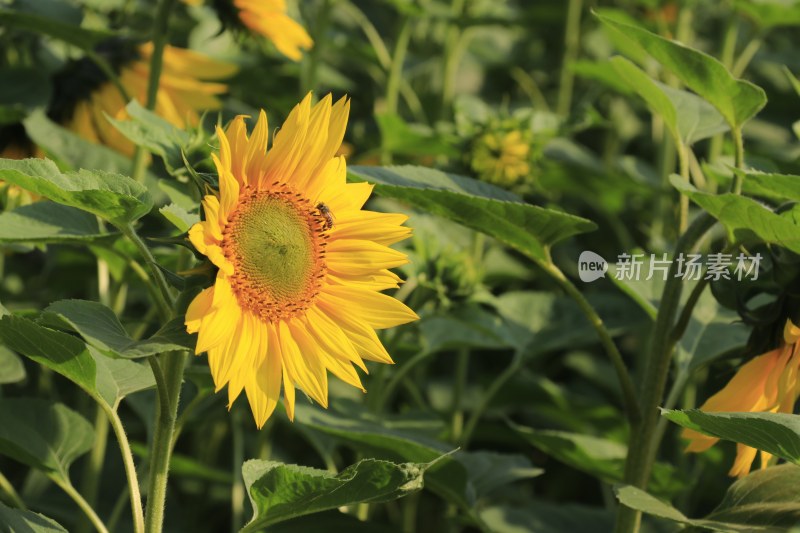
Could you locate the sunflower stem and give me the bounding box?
[105,405,145,533]
[544,262,642,425]
[381,15,412,165]
[122,224,174,321]
[614,213,716,533]
[144,351,187,533]
[76,405,110,533]
[556,0,583,117]
[51,476,110,533]
[0,469,24,509]
[131,0,177,183]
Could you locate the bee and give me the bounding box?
[317,202,335,230]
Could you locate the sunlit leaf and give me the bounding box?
[597,12,767,128]
[348,165,596,264]
[0,345,25,384]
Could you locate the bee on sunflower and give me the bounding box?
[185,94,418,427]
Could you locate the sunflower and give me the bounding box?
[183,0,312,61]
[56,42,237,157]
[185,94,418,427]
[683,319,800,477]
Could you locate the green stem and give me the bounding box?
[556,0,583,116]
[545,262,642,424]
[440,0,467,118]
[143,351,187,533]
[450,349,469,442]
[732,36,762,78]
[460,350,524,447]
[375,349,429,411]
[122,224,174,320]
[130,0,177,183]
[77,405,110,533]
[677,141,689,233]
[0,470,24,509]
[106,406,145,533]
[614,213,716,533]
[382,16,412,165]
[51,476,110,533]
[231,409,245,533]
[731,127,745,193]
[707,16,738,163]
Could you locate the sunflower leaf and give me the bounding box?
[0,346,25,384]
[662,409,800,465]
[616,465,800,532]
[0,202,114,244]
[0,314,156,409]
[0,398,93,483]
[510,422,683,497]
[596,11,767,128]
[0,502,67,533]
[241,458,426,529]
[0,8,115,50]
[0,158,152,227]
[41,299,191,359]
[674,177,800,253]
[348,165,596,265]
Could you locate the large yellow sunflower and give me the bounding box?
[63,43,237,157]
[683,319,800,477]
[185,93,418,427]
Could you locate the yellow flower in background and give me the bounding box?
[683,320,800,477]
[63,43,237,157]
[185,94,418,427]
[183,0,312,61]
[471,130,531,188]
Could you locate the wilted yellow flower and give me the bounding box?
[59,42,237,157]
[471,130,531,187]
[683,320,800,477]
[183,0,312,61]
[185,94,418,427]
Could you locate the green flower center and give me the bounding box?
[223,187,328,322]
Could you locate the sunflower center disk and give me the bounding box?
[223,188,327,322]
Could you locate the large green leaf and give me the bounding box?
[0,158,152,227]
[106,101,192,173]
[511,423,682,496]
[0,314,156,409]
[674,178,800,253]
[664,409,800,465]
[43,299,192,358]
[23,111,136,175]
[609,56,729,145]
[597,12,767,128]
[348,165,596,264]
[616,465,800,533]
[736,170,800,201]
[241,458,426,530]
[0,501,67,533]
[0,398,93,483]
[0,8,114,50]
[0,202,111,244]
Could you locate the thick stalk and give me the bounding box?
[144,351,187,533]
[545,263,641,424]
[51,476,110,533]
[614,213,716,533]
[677,142,689,233]
[556,0,583,116]
[130,0,177,183]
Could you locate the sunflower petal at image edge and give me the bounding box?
[185,94,418,427]
[682,319,800,477]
